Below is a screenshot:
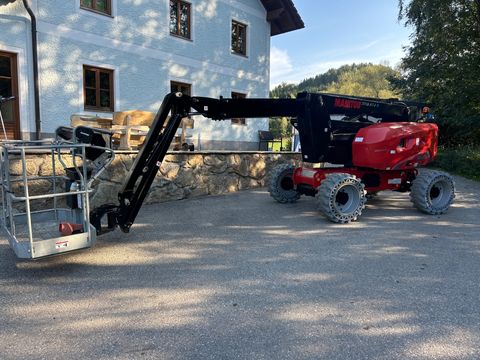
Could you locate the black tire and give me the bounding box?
[268,164,301,203]
[410,169,455,214]
[317,173,366,223]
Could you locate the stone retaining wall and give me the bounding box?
[6,152,301,209]
[92,152,301,207]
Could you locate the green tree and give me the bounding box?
[325,64,400,98]
[269,117,292,139]
[396,0,480,145]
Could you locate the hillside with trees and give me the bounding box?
[270,63,400,99]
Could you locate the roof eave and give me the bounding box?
[261,0,304,36]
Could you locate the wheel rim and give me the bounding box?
[333,184,361,214]
[429,179,453,208]
[280,175,294,191]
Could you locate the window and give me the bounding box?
[232,21,247,56]
[171,80,191,96]
[80,0,112,16]
[0,51,20,139]
[231,92,246,125]
[170,0,191,39]
[83,65,114,112]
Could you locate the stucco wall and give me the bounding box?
[0,0,271,147]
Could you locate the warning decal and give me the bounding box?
[55,241,69,250]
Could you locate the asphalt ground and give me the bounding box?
[1,176,479,360]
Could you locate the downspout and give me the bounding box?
[21,0,41,139]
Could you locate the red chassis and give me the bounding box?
[293,167,417,193]
[292,122,438,193]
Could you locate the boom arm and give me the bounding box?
[90,92,414,234]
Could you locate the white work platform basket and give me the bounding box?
[0,137,114,259]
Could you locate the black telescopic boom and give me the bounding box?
[115,93,190,232]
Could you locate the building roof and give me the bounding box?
[260,0,304,36]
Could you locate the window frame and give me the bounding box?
[80,0,112,16]
[231,20,248,56]
[83,65,114,112]
[170,80,192,96]
[231,92,247,126]
[169,0,192,40]
[0,51,20,139]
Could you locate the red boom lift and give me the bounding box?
[65,91,454,234]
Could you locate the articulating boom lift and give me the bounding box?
[89,91,455,234]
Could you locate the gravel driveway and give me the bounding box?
[1,176,479,359]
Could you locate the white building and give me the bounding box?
[0,0,303,149]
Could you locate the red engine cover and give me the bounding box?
[352,122,438,170]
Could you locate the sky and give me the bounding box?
[270,0,413,88]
